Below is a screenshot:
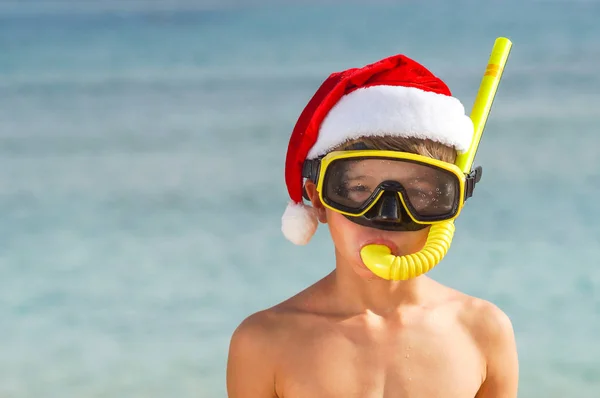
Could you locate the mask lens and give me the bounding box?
[322,157,461,221]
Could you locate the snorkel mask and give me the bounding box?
[282,37,512,281]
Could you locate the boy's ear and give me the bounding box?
[304,180,327,224]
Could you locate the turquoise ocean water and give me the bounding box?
[1,1,599,396]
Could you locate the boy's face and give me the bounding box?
[305,180,430,280]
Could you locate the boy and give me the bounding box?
[226,54,518,397]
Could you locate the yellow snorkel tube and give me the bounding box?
[360,37,513,281]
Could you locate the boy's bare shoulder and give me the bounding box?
[231,308,281,346]
[226,301,303,397]
[442,288,519,396]
[449,289,516,356]
[229,305,294,354]
[230,278,330,347]
[228,295,316,398]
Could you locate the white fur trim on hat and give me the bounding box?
[281,201,319,245]
[307,85,474,159]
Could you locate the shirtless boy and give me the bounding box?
[227,54,519,397]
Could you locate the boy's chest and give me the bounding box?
[275,320,484,398]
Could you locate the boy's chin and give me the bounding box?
[349,251,391,281]
[352,260,383,280]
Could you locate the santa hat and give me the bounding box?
[282,54,474,245]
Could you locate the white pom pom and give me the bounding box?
[281,201,319,245]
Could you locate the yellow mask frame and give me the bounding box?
[312,150,468,224]
[359,37,513,281]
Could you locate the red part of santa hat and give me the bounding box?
[281,54,474,245]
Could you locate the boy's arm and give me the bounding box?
[226,314,278,398]
[473,301,519,398]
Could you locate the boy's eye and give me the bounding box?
[410,184,434,194]
[348,184,370,192]
[346,184,373,202]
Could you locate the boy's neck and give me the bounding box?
[328,255,439,317]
